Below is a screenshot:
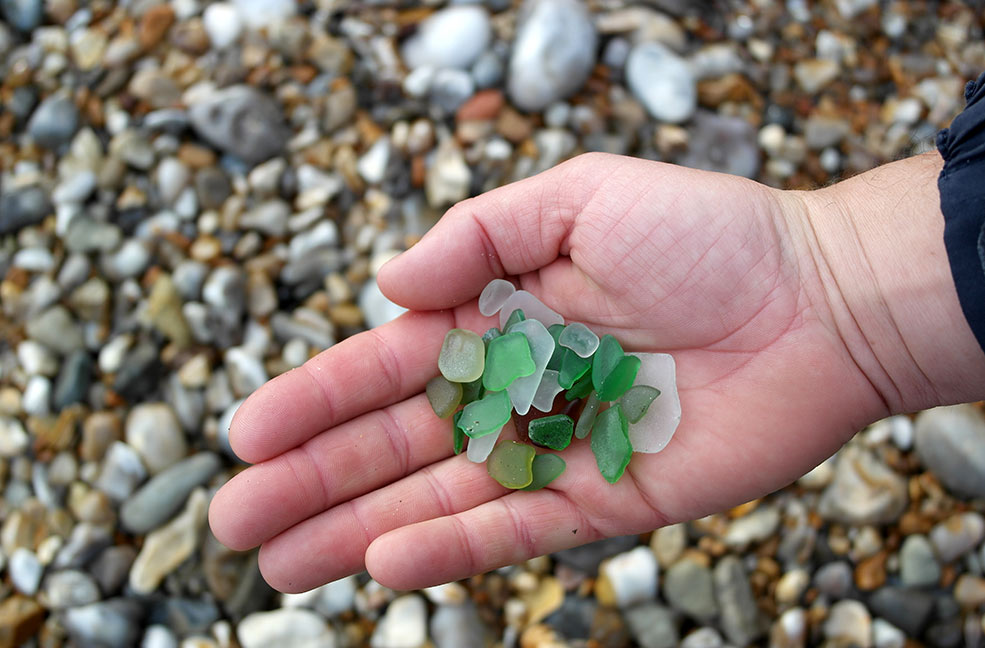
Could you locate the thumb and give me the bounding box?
[377,153,616,311]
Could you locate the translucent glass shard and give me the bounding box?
[625,353,680,453]
[591,404,632,484]
[460,377,483,405]
[559,349,591,389]
[460,389,512,438]
[426,376,462,419]
[503,308,526,331]
[505,319,555,416]
[483,332,535,392]
[559,322,600,358]
[531,369,563,412]
[466,424,501,462]
[452,411,465,454]
[498,290,565,329]
[487,441,536,489]
[596,355,641,402]
[528,415,574,451]
[592,334,625,393]
[478,279,516,317]
[620,385,660,424]
[546,324,566,371]
[438,329,485,383]
[482,327,502,346]
[521,454,566,491]
[565,369,593,401]
[575,391,601,439]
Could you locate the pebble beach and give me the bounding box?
[1,0,984,646]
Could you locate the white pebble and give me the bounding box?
[22,376,52,416]
[203,2,243,49]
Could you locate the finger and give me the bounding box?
[377,153,630,311]
[210,393,455,551]
[255,446,513,593]
[229,307,489,464]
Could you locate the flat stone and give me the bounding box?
[9,548,43,595]
[120,452,221,534]
[371,594,427,648]
[0,186,51,235]
[96,441,148,502]
[714,555,764,646]
[125,403,188,475]
[723,506,781,550]
[0,416,29,458]
[663,559,718,622]
[63,599,142,648]
[0,0,41,31]
[129,488,209,594]
[818,445,907,525]
[401,5,490,70]
[52,349,92,411]
[914,405,985,498]
[929,512,985,562]
[26,306,84,355]
[598,546,658,608]
[41,569,100,609]
[188,85,290,165]
[27,94,79,149]
[899,534,940,587]
[625,603,678,648]
[237,608,333,648]
[824,599,871,647]
[0,595,44,648]
[867,587,934,637]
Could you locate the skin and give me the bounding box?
[208,151,985,593]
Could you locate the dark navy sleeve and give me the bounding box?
[938,70,985,354]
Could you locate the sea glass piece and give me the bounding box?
[460,389,512,438]
[559,349,591,389]
[596,355,641,402]
[620,385,661,424]
[487,441,536,489]
[575,391,601,439]
[426,376,463,419]
[460,377,484,404]
[531,369,564,412]
[565,369,594,401]
[529,414,574,451]
[478,279,516,316]
[498,290,565,329]
[482,327,503,346]
[452,410,465,454]
[546,324,566,371]
[625,353,681,453]
[591,404,632,484]
[504,308,526,331]
[467,424,501,462]
[592,334,625,393]
[483,332,536,391]
[438,329,485,383]
[506,319,555,415]
[522,454,566,491]
[559,322,600,358]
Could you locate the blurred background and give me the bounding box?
[1,0,984,646]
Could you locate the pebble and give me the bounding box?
[63,599,142,648]
[680,112,760,178]
[129,489,208,594]
[143,625,179,648]
[359,278,407,330]
[651,523,687,567]
[188,86,290,165]
[714,555,764,646]
[121,452,221,534]
[9,548,43,595]
[914,405,985,498]
[202,2,242,49]
[233,0,295,29]
[371,594,428,648]
[930,512,985,562]
[53,171,97,205]
[598,546,658,608]
[401,6,491,70]
[53,350,92,411]
[723,506,780,549]
[26,305,84,355]
[21,376,50,415]
[430,602,485,648]
[867,587,935,637]
[793,59,840,93]
[899,534,941,587]
[663,559,717,621]
[27,94,79,149]
[625,603,678,648]
[824,599,872,647]
[430,68,476,114]
[41,569,100,609]
[0,417,29,458]
[125,403,188,475]
[0,185,51,235]
[817,445,907,525]
[626,42,697,123]
[236,608,333,648]
[426,137,471,207]
[96,441,148,502]
[0,0,41,31]
[507,0,597,112]
[774,568,810,607]
[872,618,905,648]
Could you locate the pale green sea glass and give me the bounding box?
[522,454,566,491]
[426,376,462,419]
[620,385,661,424]
[438,329,485,383]
[487,441,536,489]
[460,389,512,438]
[483,332,535,391]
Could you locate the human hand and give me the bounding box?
[208,152,974,593]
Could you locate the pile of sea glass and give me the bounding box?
[426,279,681,490]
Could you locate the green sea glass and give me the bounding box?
[438,329,485,383]
[483,332,536,391]
[559,349,591,389]
[426,376,463,419]
[482,327,502,346]
[487,441,536,489]
[620,385,661,423]
[504,308,526,331]
[591,404,632,484]
[565,369,594,401]
[575,391,601,439]
[460,389,512,438]
[546,324,566,371]
[452,410,465,454]
[592,334,625,393]
[522,454,566,491]
[460,377,484,404]
[596,355,641,401]
[528,415,574,451]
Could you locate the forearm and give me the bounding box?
[793,152,985,413]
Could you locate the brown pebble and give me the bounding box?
[170,18,210,55]
[497,106,533,143]
[0,595,45,648]
[139,5,175,50]
[177,143,217,169]
[854,552,887,591]
[899,510,934,535]
[457,89,505,122]
[81,411,123,462]
[329,304,364,328]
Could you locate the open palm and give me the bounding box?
[208,153,887,592]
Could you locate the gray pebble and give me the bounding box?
[0,185,51,235]
[90,545,137,595]
[120,452,221,535]
[188,85,290,165]
[53,523,113,569]
[714,555,765,646]
[63,599,143,648]
[26,305,84,355]
[430,68,476,114]
[867,586,934,637]
[625,603,679,648]
[813,561,854,599]
[96,441,148,502]
[663,559,718,622]
[915,405,985,498]
[125,403,188,475]
[401,5,491,70]
[679,112,760,178]
[431,602,485,648]
[818,445,907,525]
[27,94,79,149]
[899,534,941,588]
[42,569,101,609]
[930,512,985,563]
[53,349,92,411]
[9,547,44,595]
[0,0,42,31]
[626,41,696,123]
[64,218,123,254]
[141,625,179,648]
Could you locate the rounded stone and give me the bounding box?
[626,41,697,124]
[125,403,188,475]
[914,405,985,498]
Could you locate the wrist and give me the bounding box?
[792,152,985,413]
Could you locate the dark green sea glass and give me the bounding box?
[426,376,462,419]
[460,377,484,404]
[528,414,574,451]
[503,308,526,331]
[487,441,536,489]
[574,391,601,439]
[559,349,591,389]
[546,324,566,371]
[591,403,632,484]
[460,389,512,438]
[452,410,465,454]
[592,334,625,392]
[483,332,536,391]
[621,385,661,423]
[522,454,566,491]
[596,355,641,401]
[565,369,594,401]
